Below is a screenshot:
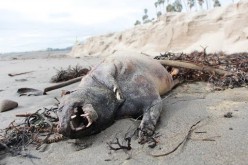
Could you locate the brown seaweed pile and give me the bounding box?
[0,106,63,157]
[155,51,248,89]
[50,65,90,83]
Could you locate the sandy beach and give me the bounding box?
[1,1,248,165]
[0,51,248,165]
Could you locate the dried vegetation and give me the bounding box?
[0,105,63,157]
[155,51,248,89]
[50,65,90,83]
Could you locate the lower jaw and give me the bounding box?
[70,121,86,131]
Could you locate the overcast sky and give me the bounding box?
[0,0,234,53]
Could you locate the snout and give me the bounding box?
[57,124,77,139]
[57,104,75,138]
[57,103,97,139]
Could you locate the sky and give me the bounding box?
[0,0,234,53]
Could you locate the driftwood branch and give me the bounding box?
[16,113,33,117]
[8,71,34,77]
[159,60,233,76]
[43,76,82,94]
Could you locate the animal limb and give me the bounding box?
[138,98,162,144]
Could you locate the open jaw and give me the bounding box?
[69,106,93,131]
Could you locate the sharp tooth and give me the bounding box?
[86,121,92,127]
[80,114,87,117]
[80,113,92,127]
[113,86,117,93]
[75,126,85,131]
[71,115,77,119]
[116,91,121,100]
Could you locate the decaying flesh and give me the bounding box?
[57,53,178,142]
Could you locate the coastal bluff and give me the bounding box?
[69,0,248,57]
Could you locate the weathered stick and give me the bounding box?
[150,120,202,157]
[43,76,82,94]
[16,113,33,117]
[159,60,233,76]
[8,71,34,77]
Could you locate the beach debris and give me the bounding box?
[224,112,233,118]
[17,77,82,96]
[15,79,28,82]
[194,131,207,134]
[107,136,132,151]
[107,126,160,151]
[0,106,64,156]
[0,100,18,112]
[154,51,248,89]
[17,88,43,96]
[50,65,90,83]
[15,113,34,117]
[159,59,232,76]
[49,65,90,90]
[150,119,202,157]
[44,77,82,94]
[107,128,137,151]
[190,135,221,142]
[8,71,34,77]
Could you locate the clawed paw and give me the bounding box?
[138,124,155,144]
[138,127,159,148]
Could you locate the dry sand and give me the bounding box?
[1,1,248,165]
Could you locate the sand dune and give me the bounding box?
[70,0,248,57]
